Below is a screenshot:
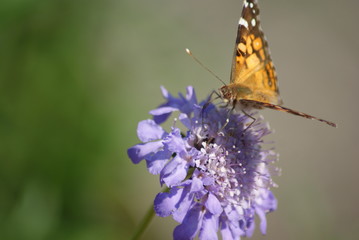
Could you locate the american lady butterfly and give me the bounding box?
[220,0,336,127]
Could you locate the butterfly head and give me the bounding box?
[219,84,252,103]
[219,85,233,103]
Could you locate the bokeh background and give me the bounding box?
[1,0,358,239]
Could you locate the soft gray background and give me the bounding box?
[1,0,358,239]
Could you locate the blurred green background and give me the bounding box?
[0,0,358,239]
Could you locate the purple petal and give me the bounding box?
[163,128,186,153]
[186,86,197,104]
[173,203,204,240]
[146,150,172,175]
[127,141,163,164]
[193,103,205,119]
[199,211,218,240]
[222,216,244,240]
[259,190,277,211]
[254,190,277,234]
[172,189,194,223]
[178,86,197,115]
[137,119,165,142]
[245,211,255,237]
[154,187,184,217]
[160,86,182,106]
[202,176,215,186]
[190,177,204,192]
[149,106,178,116]
[179,113,191,129]
[220,220,235,240]
[160,156,188,187]
[255,208,267,235]
[150,97,179,124]
[205,193,223,215]
[224,205,242,222]
[160,85,170,99]
[153,111,172,125]
[186,86,197,111]
[151,86,198,124]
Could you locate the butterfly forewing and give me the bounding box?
[230,0,282,105]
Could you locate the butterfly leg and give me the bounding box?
[241,109,256,132]
[222,106,234,131]
[205,102,236,146]
[217,100,237,133]
[203,90,221,110]
[201,90,221,123]
[200,91,226,145]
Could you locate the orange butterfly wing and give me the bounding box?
[229,0,282,105]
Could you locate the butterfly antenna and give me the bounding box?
[185,48,227,86]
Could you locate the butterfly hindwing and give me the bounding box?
[230,0,282,105]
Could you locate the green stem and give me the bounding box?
[131,187,170,240]
[131,203,155,240]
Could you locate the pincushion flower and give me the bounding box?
[128,86,278,240]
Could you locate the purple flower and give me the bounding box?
[128,86,279,240]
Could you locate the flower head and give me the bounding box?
[128,86,278,240]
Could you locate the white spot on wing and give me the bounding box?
[251,18,256,27]
[239,17,249,29]
[249,2,254,8]
[244,0,248,8]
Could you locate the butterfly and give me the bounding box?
[219,0,337,127]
